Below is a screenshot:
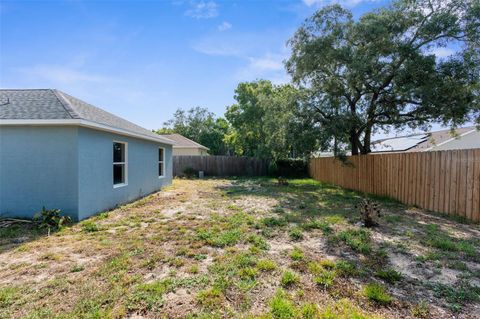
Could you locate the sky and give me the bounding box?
[0,0,395,131]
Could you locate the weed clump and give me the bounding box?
[280,270,299,288]
[363,283,392,304]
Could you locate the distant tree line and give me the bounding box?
[157,0,479,158]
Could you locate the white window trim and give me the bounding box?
[113,141,128,188]
[158,147,165,179]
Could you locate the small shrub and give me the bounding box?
[356,198,381,227]
[280,270,299,288]
[289,228,304,241]
[183,167,197,178]
[376,268,402,284]
[34,207,71,235]
[257,259,277,272]
[289,247,304,261]
[363,283,392,304]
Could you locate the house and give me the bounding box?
[160,133,209,156]
[0,89,174,220]
[371,126,479,153]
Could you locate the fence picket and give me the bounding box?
[309,149,480,221]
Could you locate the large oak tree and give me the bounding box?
[286,0,480,155]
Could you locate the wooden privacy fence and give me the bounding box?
[309,149,480,222]
[173,155,269,177]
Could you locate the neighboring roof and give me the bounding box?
[160,133,209,150]
[0,89,173,144]
[371,126,478,153]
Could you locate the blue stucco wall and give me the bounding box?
[0,126,172,220]
[77,128,172,220]
[0,126,79,219]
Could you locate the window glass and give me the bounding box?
[158,148,164,177]
[113,142,126,185]
[113,164,124,185]
[113,143,124,163]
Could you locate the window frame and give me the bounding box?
[158,147,165,178]
[113,141,128,188]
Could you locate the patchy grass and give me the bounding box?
[0,178,479,318]
[363,283,393,304]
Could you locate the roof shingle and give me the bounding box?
[0,89,172,144]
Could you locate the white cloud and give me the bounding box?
[192,30,291,84]
[217,21,232,31]
[303,0,378,7]
[15,65,111,85]
[248,55,284,71]
[185,1,218,19]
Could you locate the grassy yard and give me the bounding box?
[1,178,479,318]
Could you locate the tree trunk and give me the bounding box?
[349,129,359,155]
[361,124,373,155]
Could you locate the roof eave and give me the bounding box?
[0,119,174,145]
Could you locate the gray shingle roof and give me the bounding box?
[0,89,172,144]
[160,133,209,150]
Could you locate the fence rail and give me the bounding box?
[173,155,269,177]
[309,149,480,221]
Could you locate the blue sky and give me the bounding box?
[1,0,402,131]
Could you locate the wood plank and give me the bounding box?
[473,149,480,222]
[465,149,474,220]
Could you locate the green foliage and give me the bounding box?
[257,259,277,272]
[335,260,358,277]
[196,288,224,310]
[183,167,197,178]
[269,159,309,178]
[376,268,402,284]
[226,80,319,159]
[289,247,304,261]
[301,219,333,235]
[280,270,299,288]
[248,234,270,250]
[81,220,101,233]
[314,269,336,288]
[337,229,372,254]
[197,228,242,247]
[269,290,297,319]
[429,281,480,312]
[318,298,379,319]
[156,107,231,155]
[34,207,71,235]
[286,0,480,155]
[262,216,288,228]
[411,301,430,318]
[289,227,304,241]
[363,283,393,304]
[127,279,174,312]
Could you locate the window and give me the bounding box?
[113,142,127,187]
[158,147,165,178]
